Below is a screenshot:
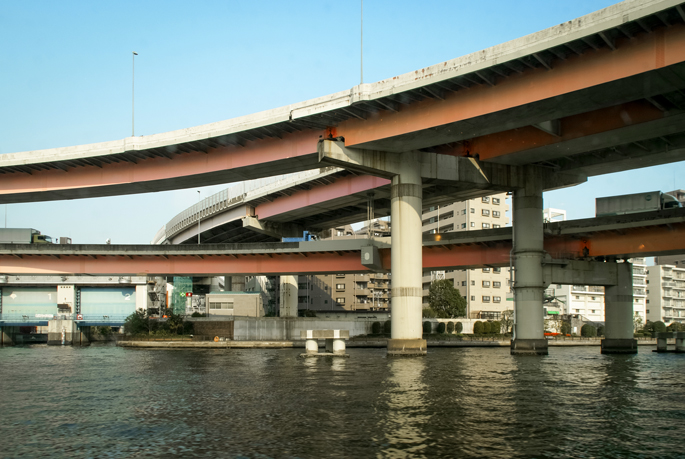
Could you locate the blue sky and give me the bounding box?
[1,0,683,243]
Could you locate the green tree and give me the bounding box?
[383,320,392,334]
[596,325,605,336]
[423,321,433,334]
[491,320,501,334]
[446,322,455,333]
[581,324,597,337]
[422,308,438,318]
[455,322,463,334]
[437,322,446,334]
[653,321,667,334]
[473,321,484,334]
[482,321,492,334]
[560,321,572,335]
[633,312,644,332]
[372,322,382,334]
[124,309,149,335]
[428,279,467,318]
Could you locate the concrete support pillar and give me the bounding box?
[305,339,318,354]
[656,333,669,352]
[676,332,685,353]
[225,276,245,292]
[387,151,426,356]
[279,275,298,317]
[1,327,14,346]
[511,169,547,355]
[602,262,638,354]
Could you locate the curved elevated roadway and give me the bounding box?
[2,0,685,204]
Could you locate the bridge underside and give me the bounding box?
[2,210,684,276]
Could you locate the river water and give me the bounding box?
[0,345,684,458]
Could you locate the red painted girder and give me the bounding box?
[334,26,685,150]
[256,175,390,219]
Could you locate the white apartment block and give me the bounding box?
[421,194,512,319]
[646,264,685,325]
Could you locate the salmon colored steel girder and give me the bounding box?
[3,223,685,275]
[334,26,685,152]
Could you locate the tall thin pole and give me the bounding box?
[360,0,364,84]
[197,191,201,245]
[132,51,138,136]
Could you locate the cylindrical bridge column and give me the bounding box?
[601,262,637,354]
[511,170,547,355]
[279,275,298,317]
[387,151,426,356]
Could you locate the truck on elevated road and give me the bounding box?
[596,191,682,217]
[0,228,53,244]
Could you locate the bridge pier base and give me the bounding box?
[602,262,637,354]
[511,169,547,356]
[388,152,426,356]
[279,275,298,317]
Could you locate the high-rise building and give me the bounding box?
[646,264,685,325]
[297,221,392,312]
[421,193,511,319]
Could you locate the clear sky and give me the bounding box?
[1,0,683,244]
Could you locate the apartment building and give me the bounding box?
[646,264,685,325]
[297,221,392,312]
[421,193,511,319]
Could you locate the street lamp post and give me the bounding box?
[132,51,138,136]
[197,191,201,245]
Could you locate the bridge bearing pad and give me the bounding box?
[510,339,548,356]
[601,339,638,354]
[387,339,427,356]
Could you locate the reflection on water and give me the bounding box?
[377,357,430,457]
[0,345,684,458]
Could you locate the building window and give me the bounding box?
[493,296,501,303]
[482,197,490,203]
[482,223,490,229]
[471,296,475,301]
[209,301,234,310]
[471,280,475,286]
[591,296,596,300]
[336,298,345,304]
[482,281,491,288]
[336,274,345,278]
[336,284,345,290]
[575,309,580,313]
[591,309,596,314]
[647,300,650,304]
[470,222,475,227]
[461,281,466,286]
[647,309,650,314]
[492,197,500,205]
[482,209,490,217]
[482,296,491,302]
[482,268,490,273]
[575,296,580,300]
[461,223,466,229]
[493,267,501,273]
[470,208,475,213]
[461,209,467,215]
[493,281,501,288]
[493,224,501,228]
[493,211,500,218]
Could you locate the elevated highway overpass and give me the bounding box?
[2,208,684,275]
[3,0,685,354]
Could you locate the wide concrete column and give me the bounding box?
[388,151,426,356]
[279,275,298,317]
[601,262,637,354]
[511,169,547,355]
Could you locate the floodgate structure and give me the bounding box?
[3,0,685,355]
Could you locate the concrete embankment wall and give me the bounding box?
[234,317,375,341]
